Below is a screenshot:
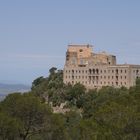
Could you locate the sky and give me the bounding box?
[0,0,140,85]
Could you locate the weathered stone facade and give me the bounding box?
[63,44,140,89]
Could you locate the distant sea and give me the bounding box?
[0,94,6,101]
[0,83,31,101]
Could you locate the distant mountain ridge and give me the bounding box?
[0,83,31,95]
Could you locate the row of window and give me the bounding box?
[100,69,127,74]
[65,69,128,74]
[68,81,87,84]
[65,75,127,80]
[89,81,127,86]
[100,75,127,79]
[66,76,88,79]
[65,70,87,74]
[65,81,127,86]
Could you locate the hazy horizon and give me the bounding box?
[0,0,140,85]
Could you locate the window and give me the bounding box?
[89,69,92,74]
[71,59,76,64]
[89,76,91,80]
[96,76,99,80]
[93,69,95,74]
[80,59,84,65]
[72,70,74,73]
[96,69,99,74]
[116,69,118,74]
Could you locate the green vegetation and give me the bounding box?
[0,67,140,140]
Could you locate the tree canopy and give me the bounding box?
[0,67,140,140]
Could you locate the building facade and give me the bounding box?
[63,44,140,89]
